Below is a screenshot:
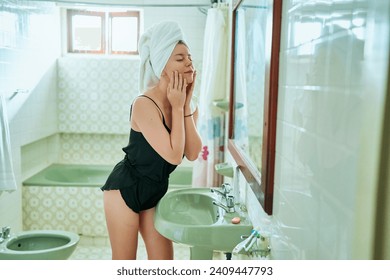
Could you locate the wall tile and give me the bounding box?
[59,133,128,165]
[57,57,139,134]
[236,0,389,259]
[21,134,60,180]
[23,186,107,237]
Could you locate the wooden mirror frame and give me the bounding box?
[228,0,282,215]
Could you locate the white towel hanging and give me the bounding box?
[0,93,17,192]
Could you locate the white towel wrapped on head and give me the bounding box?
[138,21,186,93]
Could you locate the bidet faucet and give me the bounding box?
[211,183,232,199]
[2,226,10,238]
[0,226,11,243]
[213,195,235,213]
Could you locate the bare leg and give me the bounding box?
[139,207,173,260]
[103,190,139,260]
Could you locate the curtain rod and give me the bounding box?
[55,1,212,8]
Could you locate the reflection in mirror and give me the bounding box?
[229,0,282,215]
[233,0,267,172]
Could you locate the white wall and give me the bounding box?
[229,0,390,259]
[0,0,60,231]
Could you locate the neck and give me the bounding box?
[150,81,170,107]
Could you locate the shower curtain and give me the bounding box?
[0,94,17,191]
[192,4,229,188]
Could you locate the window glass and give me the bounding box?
[111,16,138,53]
[72,14,102,52]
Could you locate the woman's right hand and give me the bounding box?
[167,71,187,110]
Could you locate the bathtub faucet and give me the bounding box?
[0,226,11,243]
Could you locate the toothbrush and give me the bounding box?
[244,234,258,252]
[244,229,260,251]
[232,229,258,254]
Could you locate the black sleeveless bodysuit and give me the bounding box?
[101,95,177,213]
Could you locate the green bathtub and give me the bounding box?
[23,163,193,188]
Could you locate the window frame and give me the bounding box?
[66,9,140,55]
[67,9,105,54]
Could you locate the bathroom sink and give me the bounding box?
[155,188,252,259]
[0,230,79,260]
[157,191,219,225]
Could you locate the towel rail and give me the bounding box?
[8,89,29,101]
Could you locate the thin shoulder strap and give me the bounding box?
[139,95,165,118]
[130,95,169,129]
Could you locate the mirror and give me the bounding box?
[228,0,282,215]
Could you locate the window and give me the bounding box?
[67,9,140,55]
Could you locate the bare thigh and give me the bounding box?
[139,207,173,260]
[103,190,139,260]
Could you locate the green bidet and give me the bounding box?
[0,230,79,260]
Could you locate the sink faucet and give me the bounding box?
[213,195,235,213]
[211,183,232,199]
[0,226,11,244]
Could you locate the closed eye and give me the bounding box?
[175,54,192,62]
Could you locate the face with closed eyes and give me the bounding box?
[162,43,195,84]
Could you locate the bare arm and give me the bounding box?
[132,71,187,165]
[184,106,202,161]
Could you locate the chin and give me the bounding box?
[184,72,194,83]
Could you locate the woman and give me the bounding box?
[101,21,202,260]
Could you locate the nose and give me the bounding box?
[186,59,193,68]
